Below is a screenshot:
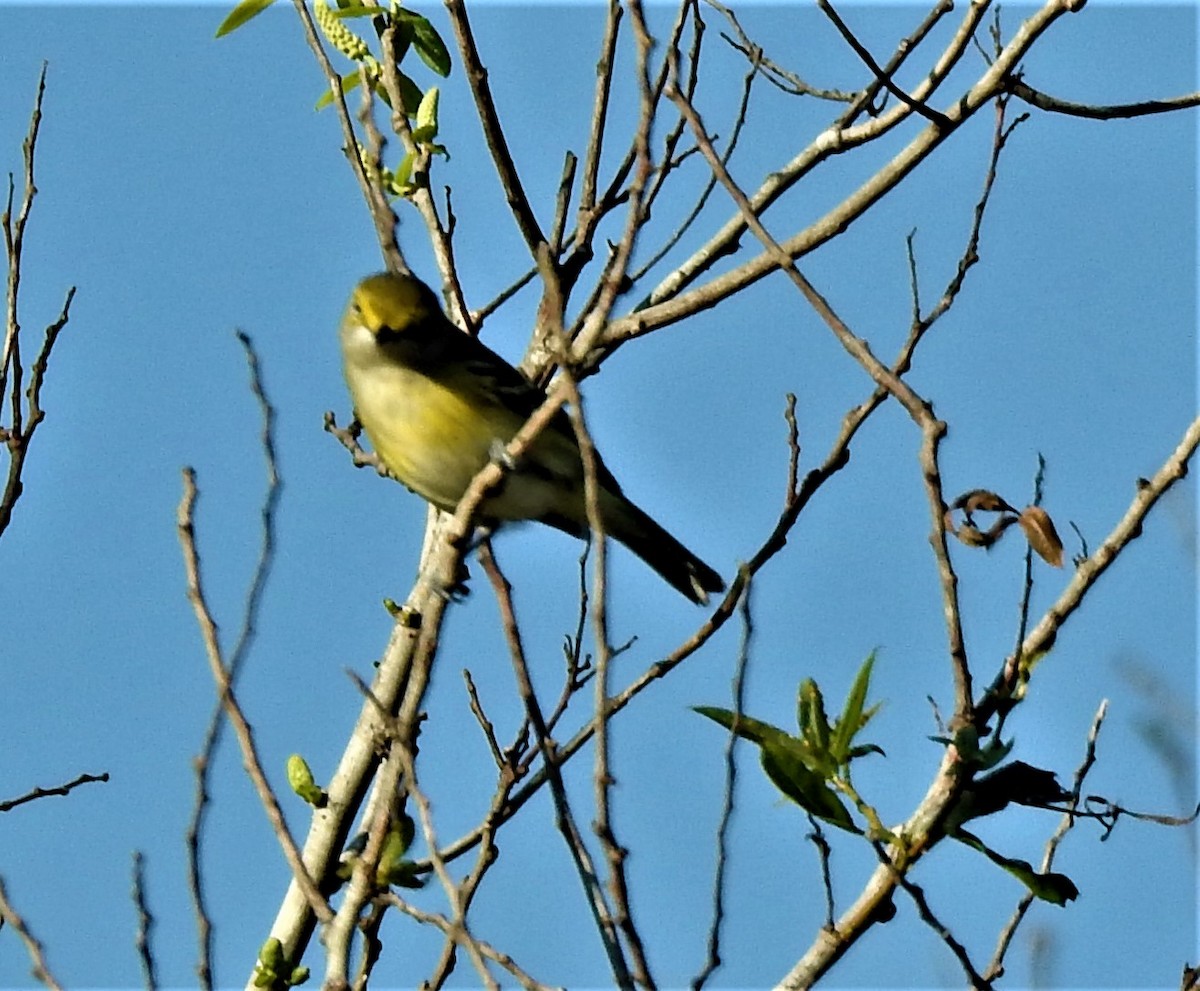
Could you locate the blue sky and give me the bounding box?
[0,3,1196,989]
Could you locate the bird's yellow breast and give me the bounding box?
[349,358,500,511]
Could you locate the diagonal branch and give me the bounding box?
[666,72,972,718]
[443,0,546,257]
[817,0,952,127]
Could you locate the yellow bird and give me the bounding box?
[339,271,725,604]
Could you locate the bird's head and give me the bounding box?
[341,272,445,352]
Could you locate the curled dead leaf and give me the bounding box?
[957,523,989,547]
[957,489,1015,515]
[1018,505,1064,567]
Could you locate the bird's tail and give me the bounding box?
[597,491,725,605]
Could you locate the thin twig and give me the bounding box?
[478,541,634,988]
[132,851,158,991]
[288,0,402,271]
[692,574,753,990]
[463,669,506,769]
[1,66,75,543]
[385,893,561,991]
[0,771,108,813]
[707,0,856,102]
[186,333,285,990]
[808,817,836,931]
[607,0,1058,348]
[398,740,497,990]
[984,700,1109,979]
[874,839,992,989]
[177,470,332,927]
[631,40,757,286]
[0,875,62,990]
[1009,78,1200,118]
[578,0,622,223]
[443,0,545,257]
[324,672,412,987]
[667,74,972,719]
[818,0,952,127]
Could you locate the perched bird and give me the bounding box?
[339,271,725,604]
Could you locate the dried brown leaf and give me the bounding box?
[1018,505,1064,567]
[961,489,1014,515]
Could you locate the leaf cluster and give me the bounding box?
[696,652,884,833]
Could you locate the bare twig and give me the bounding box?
[984,700,1109,979]
[979,416,1200,723]
[0,875,62,990]
[186,333,285,990]
[0,771,108,813]
[322,671,411,986]
[478,540,634,988]
[443,0,546,257]
[667,73,972,719]
[288,0,402,272]
[1,66,76,543]
[630,40,757,286]
[132,852,158,991]
[707,0,856,102]
[463,669,507,769]
[578,0,622,224]
[692,575,753,990]
[397,736,497,990]
[907,95,1028,340]
[177,469,332,929]
[875,839,992,989]
[385,893,561,991]
[818,0,952,127]
[808,818,836,931]
[1009,78,1200,118]
[608,0,1065,348]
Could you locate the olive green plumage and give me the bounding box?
[340,271,724,604]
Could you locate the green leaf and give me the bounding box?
[394,9,452,77]
[760,738,859,832]
[831,651,877,762]
[315,70,365,111]
[694,705,790,747]
[797,679,831,756]
[386,151,416,196]
[847,742,886,760]
[215,0,276,37]
[955,828,1079,905]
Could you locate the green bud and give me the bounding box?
[286,754,328,808]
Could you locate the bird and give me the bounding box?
[339,271,725,604]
